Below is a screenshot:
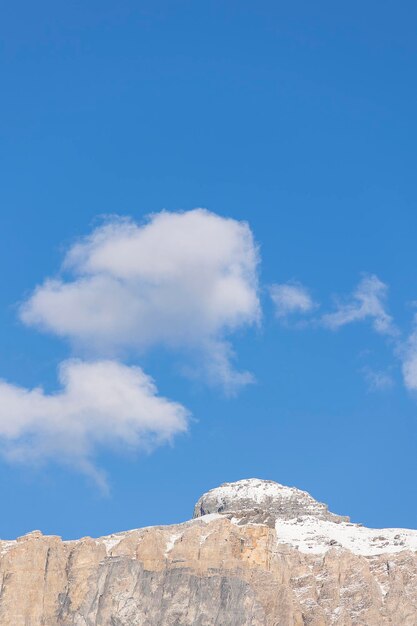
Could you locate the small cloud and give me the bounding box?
[321,274,397,337]
[269,282,316,320]
[0,360,189,490]
[361,366,394,391]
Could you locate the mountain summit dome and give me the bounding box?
[193,478,349,526]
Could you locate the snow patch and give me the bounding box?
[96,533,126,553]
[276,516,417,556]
[0,541,15,555]
[209,479,301,505]
[190,513,224,524]
[164,532,182,557]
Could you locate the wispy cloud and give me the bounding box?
[321,274,397,337]
[361,366,395,391]
[0,360,189,490]
[269,282,316,320]
[399,316,417,392]
[20,209,261,393]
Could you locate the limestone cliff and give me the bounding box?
[1,478,417,625]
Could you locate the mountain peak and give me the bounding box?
[193,478,349,526]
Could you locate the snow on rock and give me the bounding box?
[193,478,349,526]
[164,532,182,557]
[94,532,128,554]
[275,515,417,556]
[194,478,417,556]
[0,540,16,555]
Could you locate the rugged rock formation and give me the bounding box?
[1,478,417,625]
[193,478,349,526]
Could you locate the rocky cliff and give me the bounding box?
[2,478,417,625]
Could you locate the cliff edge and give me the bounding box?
[1,478,417,625]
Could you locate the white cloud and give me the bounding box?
[20,209,260,392]
[321,275,397,336]
[0,359,189,490]
[269,282,316,319]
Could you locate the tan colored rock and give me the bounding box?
[0,479,417,625]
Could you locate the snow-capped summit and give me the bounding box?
[193,478,349,526]
[194,478,417,556]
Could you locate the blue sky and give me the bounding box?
[1,0,417,539]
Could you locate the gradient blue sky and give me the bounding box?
[1,0,417,539]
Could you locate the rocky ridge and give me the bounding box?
[1,478,417,625]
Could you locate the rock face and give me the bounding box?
[193,478,350,526]
[2,479,417,625]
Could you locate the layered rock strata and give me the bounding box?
[1,478,417,625]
